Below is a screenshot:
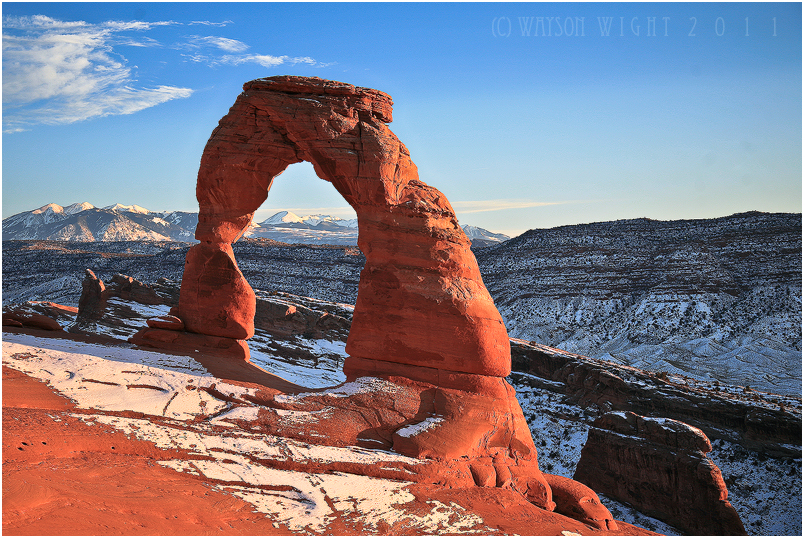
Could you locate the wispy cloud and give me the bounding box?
[2,14,328,133]
[184,34,249,53]
[2,15,192,132]
[217,54,317,68]
[189,20,234,27]
[451,199,569,214]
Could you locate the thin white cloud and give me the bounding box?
[2,14,327,132]
[189,20,234,27]
[2,15,192,131]
[185,35,249,53]
[452,199,569,214]
[215,54,317,68]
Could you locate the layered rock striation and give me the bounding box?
[170,76,510,379]
[477,212,802,396]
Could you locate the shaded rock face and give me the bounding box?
[72,269,107,328]
[511,339,802,458]
[172,76,510,378]
[574,411,747,535]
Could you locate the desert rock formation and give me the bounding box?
[133,75,581,515]
[170,76,510,378]
[574,411,746,535]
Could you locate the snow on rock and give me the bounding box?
[103,203,151,214]
[274,376,404,403]
[2,333,495,535]
[395,417,445,438]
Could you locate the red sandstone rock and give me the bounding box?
[2,317,24,328]
[108,274,163,305]
[544,473,618,531]
[239,374,554,511]
[129,327,249,360]
[175,75,510,377]
[164,76,561,515]
[2,311,62,331]
[171,243,255,339]
[72,269,107,327]
[574,411,746,535]
[146,315,185,331]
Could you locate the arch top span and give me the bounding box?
[175,75,512,378]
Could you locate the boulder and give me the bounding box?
[129,327,249,360]
[2,311,62,331]
[543,473,618,531]
[108,274,164,305]
[574,411,746,535]
[146,315,185,331]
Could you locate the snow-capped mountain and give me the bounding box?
[246,211,506,246]
[103,203,150,214]
[462,225,510,246]
[260,210,358,228]
[2,202,197,242]
[245,211,359,244]
[3,204,507,246]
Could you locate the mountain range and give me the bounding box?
[1,203,509,246]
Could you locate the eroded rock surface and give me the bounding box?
[574,411,746,535]
[159,76,572,513]
[172,76,510,377]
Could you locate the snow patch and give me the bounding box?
[395,417,444,438]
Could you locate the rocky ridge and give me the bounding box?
[475,211,802,396]
[3,210,800,399]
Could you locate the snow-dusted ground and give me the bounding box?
[4,331,801,535]
[2,333,494,534]
[500,288,802,397]
[3,287,801,535]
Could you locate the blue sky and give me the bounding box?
[2,2,801,236]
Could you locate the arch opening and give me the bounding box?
[247,161,358,239]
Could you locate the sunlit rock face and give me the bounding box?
[174,76,511,378]
[167,76,571,512]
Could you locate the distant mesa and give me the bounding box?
[2,204,506,247]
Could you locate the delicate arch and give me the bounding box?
[173,76,511,378]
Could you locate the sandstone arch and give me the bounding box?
[132,76,622,517]
[172,76,511,380]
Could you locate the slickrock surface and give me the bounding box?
[4,278,800,535]
[2,331,652,536]
[574,411,746,535]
